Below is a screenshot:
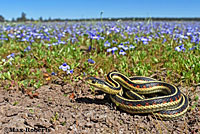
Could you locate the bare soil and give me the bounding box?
[0,79,199,134]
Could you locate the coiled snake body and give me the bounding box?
[86,71,189,119]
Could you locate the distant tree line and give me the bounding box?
[1,12,200,22]
[0,15,4,22]
[69,17,200,22]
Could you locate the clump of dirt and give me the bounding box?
[0,79,199,133]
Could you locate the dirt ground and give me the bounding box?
[0,79,199,134]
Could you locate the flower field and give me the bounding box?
[0,21,199,88]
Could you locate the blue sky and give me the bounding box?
[0,0,200,20]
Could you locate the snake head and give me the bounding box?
[85,77,106,88]
[86,77,121,95]
[86,77,105,85]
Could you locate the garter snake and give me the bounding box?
[86,71,189,119]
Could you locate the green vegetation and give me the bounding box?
[0,21,199,89]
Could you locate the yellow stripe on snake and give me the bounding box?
[86,71,189,119]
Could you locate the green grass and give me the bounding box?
[0,21,199,89]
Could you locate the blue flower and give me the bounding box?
[121,34,126,39]
[180,45,185,51]
[67,69,73,74]
[51,72,56,75]
[143,41,148,45]
[122,45,129,51]
[59,63,70,71]
[59,63,73,74]
[118,43,124,48]
[107,48,112,52]
[191,37,196,43]
[175,44,185,52]
[8,34,15,39]
[141,37,148,44]
[16,34,21,38]
[44,28,49,33]
[100,37,105,40]
[91,34,100,40]
[7,53,15,59]
[52,42,59,46]
[106,30,111,35]
[124,41,129,44]
[83,72,86,76]
[21,38,28,42]
[162,38,167,43]
[119,49,126,55]
[110,27,120,33]
[141,37,148,42]
[112,47,118,51]
[114,28,120,33]
[111,50,115,55]
[175,46,181,52]
[30,39,35,43]
[189,46,196,51]
[112,40,117,44]
[58,40,66,44]
[129,45,135,49]
[88,59,95,64]
[88,46,92,52]
[107,47,118,53]
[104,41,111,47]
[24,46,31,52]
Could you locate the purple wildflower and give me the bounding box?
[7,53,15,59]
[59,63,70,71]
[51,72,56,75]
[88,59,95,64]
[67,69,73,74]
[175,44,186,52]
[129,45,135,49]
[104,41,111,47]
[119,50,126,55]
[24,46,31,52]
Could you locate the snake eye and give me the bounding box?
[92,80,96,84]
